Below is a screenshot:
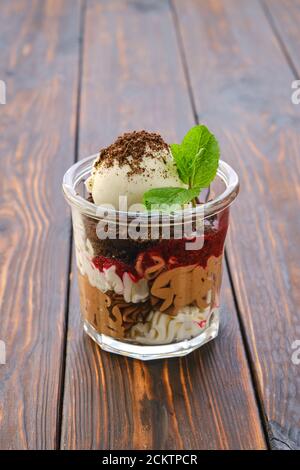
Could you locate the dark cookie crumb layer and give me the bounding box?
[94,130,169,178]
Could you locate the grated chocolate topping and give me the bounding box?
[94,130,169,177]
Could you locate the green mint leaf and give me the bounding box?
[171,125,220,189]
[142,124,220,210]
[170,143,190,184]
[143,187,200,210]
[181,124,220,188]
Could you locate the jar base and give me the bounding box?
[82,314,219,360]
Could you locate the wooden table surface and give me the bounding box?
[0,0,299,450]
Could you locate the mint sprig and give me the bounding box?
[143,125,220,210]
[143,187,201,210]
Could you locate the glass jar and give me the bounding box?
[63,156,239,360]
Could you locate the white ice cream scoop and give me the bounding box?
[85,132,186,209]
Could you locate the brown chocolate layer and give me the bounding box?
[81,211,158,263]
[78,272,152,340]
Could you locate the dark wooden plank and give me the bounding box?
[262,0,300,75]
[260,0,300,448]
[172,0,300,450]
[61,0,266,450]
[0,0,81,449]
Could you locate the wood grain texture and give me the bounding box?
[0,0,81,449]
[262,0,300,74]
[261,0,300,449]
[172,0,300,450]
[60,0,266,450]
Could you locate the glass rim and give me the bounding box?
[62,154,239,220]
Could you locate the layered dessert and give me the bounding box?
[73,127,228,345]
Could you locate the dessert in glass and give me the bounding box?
[63,127,239,360]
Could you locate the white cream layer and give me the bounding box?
[72,210,149,303]
[129,306,219,345]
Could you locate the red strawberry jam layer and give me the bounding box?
[92,208,229,282]
[136,208,229,275]
[92,256,141,282]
